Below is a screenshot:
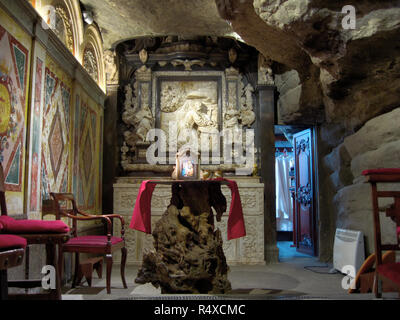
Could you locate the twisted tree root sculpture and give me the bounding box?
[135,182,231,294]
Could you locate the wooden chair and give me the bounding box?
[363,168,400,298]
[50,193,127,294]
[0,163,70,300]
[0,235,26,300]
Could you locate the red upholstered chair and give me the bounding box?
[0,163,70,300]
[0,234,26,300]
[50,193,127,294]
[363,168,400,298]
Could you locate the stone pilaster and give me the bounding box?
[102,84,119,213]
[257,84,279,263]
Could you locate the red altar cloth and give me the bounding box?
[129,179,246,240]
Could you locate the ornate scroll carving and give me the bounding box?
[158,59,207,71]
[54,6,74,54]
[171,59,206,71]
[297,183,312,207]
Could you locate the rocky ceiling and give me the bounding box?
[216,0,400,134]
[84,0,400,137]
[79,0,236,49]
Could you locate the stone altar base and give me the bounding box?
[113,176,265,266]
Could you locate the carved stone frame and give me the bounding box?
[153,71,225,160]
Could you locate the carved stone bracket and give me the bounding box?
[169,59,206,70]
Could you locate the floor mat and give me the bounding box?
[64,287,105,295]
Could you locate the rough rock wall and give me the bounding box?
[321,108,400,257]
[216,0,400,132]
[216,0,400,261]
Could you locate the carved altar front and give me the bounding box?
[113,176,265,265]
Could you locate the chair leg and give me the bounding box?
[46,243,61,300]
[120,247,127,289]
[373,272,382,299]
[24,246,29,294]
[0,270,8,300]
[81,263,93,287]
[94,259,103,279]
[58,246,64,285]
[73,252,80,288]
[106,254,113,294]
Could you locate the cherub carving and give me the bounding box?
[104,50,118,83]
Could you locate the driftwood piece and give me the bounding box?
[135,182,231,294]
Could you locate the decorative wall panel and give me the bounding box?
[29,56,44,214]
[72,87,103,213]
[41,55,72,200]
[0,2,105,221]
[0,8,32,214]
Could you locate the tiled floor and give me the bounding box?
[61,242,399,300]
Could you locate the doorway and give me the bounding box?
[275,125,319,260]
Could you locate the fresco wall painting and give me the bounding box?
[0,20,31,214]
[73,89,102,214]
[41,56,72,201]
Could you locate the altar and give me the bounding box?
[113,176,265,266]
[111,37,266,268]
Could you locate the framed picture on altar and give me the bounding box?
[176,148,200,180]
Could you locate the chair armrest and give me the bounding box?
[102,214,125,239]
[76,210,125,240]
[102,214,125,226]
[77,210,124,224]
[63,213,113,242]
[78,211,126,240]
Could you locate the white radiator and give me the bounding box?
[333,228,365,275]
